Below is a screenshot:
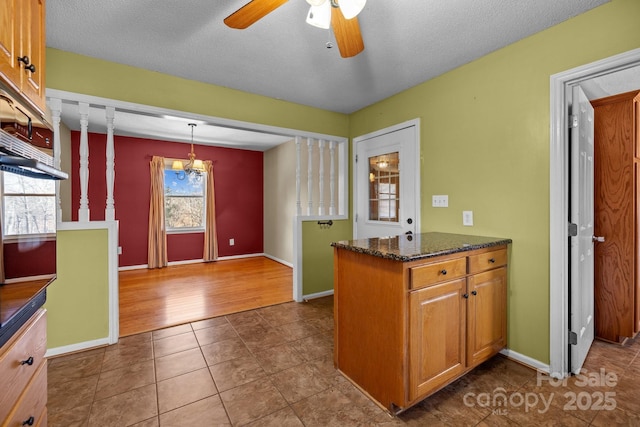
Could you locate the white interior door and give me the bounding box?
[354,122,419,239]
[569,85,595,374]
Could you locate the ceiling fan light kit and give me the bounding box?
[225,0,365,58]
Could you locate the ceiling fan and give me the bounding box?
[224,0,365,58]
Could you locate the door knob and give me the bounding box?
[592,236,605,243]
[407,218,413,224]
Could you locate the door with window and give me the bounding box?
[354,121,419,239]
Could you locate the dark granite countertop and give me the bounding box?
[331,232,512,262]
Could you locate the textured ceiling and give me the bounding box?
[46,0,610,115]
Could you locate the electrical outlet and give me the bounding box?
[432,195,449,208]
[229,238,235,246]
[463,211,474,226]
[117,246,122,255]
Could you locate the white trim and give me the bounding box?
[500,348,550,374]
[57,220,120,345]
[303,289,334,301]
[46,88,349,147]
[549,48,640,378]
[263,253,293,268]
[293,217,303,302]
[46,337,111,358]
[352,118,421,239]
[4,274,55,284]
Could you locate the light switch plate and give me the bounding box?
[432,195,448,208]
[463,211,474,226]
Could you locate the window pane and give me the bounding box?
[368,152,399,221]
[165,197,204,229]
[4,195,56,235]
[164,169,205,230]
[4,173,55,194]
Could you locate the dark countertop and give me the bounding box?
[0,279,50,348]
[331,232,512,262]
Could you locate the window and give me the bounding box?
[368,152,399,221]
[164,168,206,231]
[2,172,56,237]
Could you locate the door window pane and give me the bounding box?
[368,152,399,221]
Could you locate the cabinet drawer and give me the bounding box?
[0,310,47,423]
[2,360,47,427]
[410,258,466,289]
[468,249,507,274]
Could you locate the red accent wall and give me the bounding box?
[4,240,56,279]
[70,132,264,267]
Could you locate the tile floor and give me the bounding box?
[47,296,640,426]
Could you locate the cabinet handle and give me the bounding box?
[20,356,34,366]
[471,290,477,296]
[440,269,447,275]
[489,258,496,263]
[463,293,469,299]
[25,64,36,73]
[22,416,35,426]
[17,55,30,66]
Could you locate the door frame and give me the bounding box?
[352,118,421,239]
[549,48,640,377]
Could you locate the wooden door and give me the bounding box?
[592,90,638,342]
[467,267,507,368]
[409,278,466,401]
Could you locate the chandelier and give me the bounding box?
[172,123,205,180]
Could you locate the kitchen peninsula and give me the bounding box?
[332,232,511,413]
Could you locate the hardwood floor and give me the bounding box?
[118,256,293,337]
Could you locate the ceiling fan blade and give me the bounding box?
[331,6,364,58]
[224,0,289,29]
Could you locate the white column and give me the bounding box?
[307,138,314,216]
[49,98,63,222]
[295,136,302,216]
[329,141,336,215]
[318,140,325,216]
[105,107,116,221]
[78,102,90,222]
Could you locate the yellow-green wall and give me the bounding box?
[45,0,640,363]
[349,0,640,363]
[46,229,110,348]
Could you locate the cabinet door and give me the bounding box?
[0,0,22,91]
[409,278,466,401]
[467,267,507,367]
[19,0,45,113]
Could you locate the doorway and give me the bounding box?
[353,119,421,239]
[549,48,640,377]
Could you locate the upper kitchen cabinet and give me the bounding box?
[0,0,47,116]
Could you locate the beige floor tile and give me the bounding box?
[155,347,206,381]
[48,374,99,415]
[246,406,304,426]
[156,367,217,414]
[194,322,239,346]
[291,387,371,426]
[159,395,230,426]
[253,342,306,374]
[190,316,229,331]
[94,359,155,401]
[200,337,250,365]
[47,351,104,384]
[152,323,193,340]
[209,355,267,392]
[270,362,333,404]
[101,339,153,372]
[130,417,159,427]
[87,383,157,427]
[47,403,92,427]
[152,331,199,358]
[219,377,289,425]
[288,333,333,361]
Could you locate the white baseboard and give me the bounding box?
[263,253,293,268]
[500,348,550,374]
[46,337,111,358]
[303,289,334,301]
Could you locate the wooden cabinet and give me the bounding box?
[592,90,640,343]
[0,0,47,115]
[0,309,47,426]
[334,244,508,412]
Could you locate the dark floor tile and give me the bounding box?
[159,395,230,426]
[87,383,157,427]
[219,377,289,425]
